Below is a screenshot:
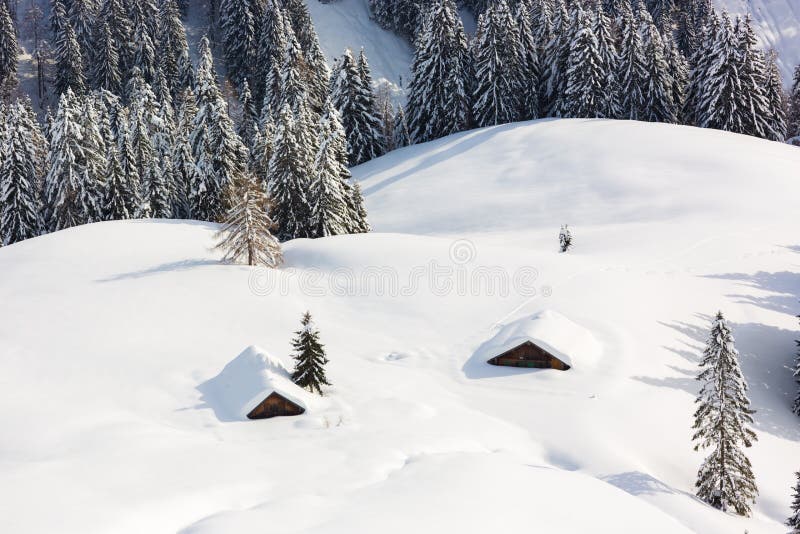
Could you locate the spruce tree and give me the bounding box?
[220,0,255,88]
[541,0,570,117]
[103,130,139,220]
[763,50,787,142]
[172,88,196,219]
[0,100,45,245]
[117,112,145,217]
[472,0,522,127]
[592,3,620,118]
[216,172,283,267]
[268,103,310,241]
[354,50,385,161]
[44,89,91,230]
[641,11,676,123]
[309,99,349,237]
[237,79,259,150]
[692,311,758,516]
[793,315,800,416]
[616,2,648,120]
[254,0,289,106]
[96,0,132,79]
[789,470,800,532]
[0,0,17,96]
[393,105,411,149]
[735,16,772,139]
[67,0,96,63]
[157,0,190,98]
[131,2,157,84]
[90,22,122,94]
[53,10,86,96]
[561,5,605,119]
[284,0,330,112]
[252,106,275,191]
[515,0,540,121]
[406,0,471,143]
[290,311,331,395]
[788,65,800,140]
[79,95,107,222]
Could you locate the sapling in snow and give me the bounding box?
[692,311,758,516]
[291,312,331,395]
[559,224,573,252]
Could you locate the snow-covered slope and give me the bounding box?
[1,120,800,534]
[716,0,800,81]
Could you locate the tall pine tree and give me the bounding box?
[692,311,758,516]
[290,311,331,395]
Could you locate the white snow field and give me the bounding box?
[1,119,800,533]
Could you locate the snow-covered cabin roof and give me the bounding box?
[475,310,601,368]
[202,345,324,420]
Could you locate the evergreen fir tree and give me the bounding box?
[641,10,676,123]
[788,470,800,532]
[172,88,196,218]
[284,0,330,112]
[472,0,522,127]
[90,22,122,94]
[79,95,107,222]
[692,311,758,516]
[541,0,570,116]
[67,0,96,63]
[290,311,331,395]
[309,99,349,237]
[354,49,385,161]
[96,0,132,79]
[734,15,772,139]
[348,181,370,234]
[406,0,471,143]
[763,50,787,142]
[103,129,139,220]
[664,32,689,123]
[561,5,605,119]
[0,100,45,245]
[793,314,800,416]
[44,89,90,230]
[131,2,157,84]
[157,0,190,98]
[215,172,283,267]
[0,0,17,96]
[268,103,310,241]
[252,106,275,191]
[684,10,720,126]
[53,11,86,96]
[393,105,411,149]
[788,64,800,140]
[514,0,540,121]
[237,78,259,150]
[254,0,289,106]
[559,224,572,252]
[220,0,255,88]
[616,2,648,120]
[592,3,621,118]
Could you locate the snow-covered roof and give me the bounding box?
[203,345,324,420]
[475,310,601,368]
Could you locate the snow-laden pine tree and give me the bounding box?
[291,311,331,395]
[157,0,190,98]
[220,0,255,89]
[640,9,676,123]
[0,100,45,245]
[472,0,522,127]
[190,36,248,222]
[215,172,283,267]
[96,0,132,77]
[117,111,145,217]
[406,0,471,144]
[131,1,157,84]
[309,99,349,237]
[67,0,96,63]
[252,107,275,191]
[683,9,720,126]
[789,471,800,532]
[103,125,140,220]
[515,0,540,121]
[616,1,648,120]
[254,0,289,106]
[53,5,86,96]
[284,0,330,112]
[237,79,259,150]
[692,311,758,516]
[788,65,800,140]
[393,105,411,149]
[561,4,605,119]
[151,70,178,218]
[126,71,159,217]
[79,95,108,222]
[664,32,689,123]
[277,33,308,114]
[592,3,621,118]
[348,182,370,234]
[0,0,17,96]
[734,15,772,139]
[90,22,121,94]
[330,49,383,166]
[763,50,787,142]
[541,0,570,116]
[268,103,311,241]
[44,89,91,230]
[171,88,196,219]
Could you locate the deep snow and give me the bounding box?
[1,120,799,533]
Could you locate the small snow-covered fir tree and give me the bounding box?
[291,311,331,395]
[788,470,800,532]
[559,224,572,252]
[692,311,758,516]
[215,172,282,267]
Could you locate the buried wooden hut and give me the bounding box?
[478,310,601,371]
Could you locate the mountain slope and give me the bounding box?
[1,120,799,534]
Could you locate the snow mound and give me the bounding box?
[474,310,602,368]
[198,345,325,421]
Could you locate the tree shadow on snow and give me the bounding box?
[703,270,800,316]
[96,259,220,282]
[634,314,800,442]
[602,471,680,497]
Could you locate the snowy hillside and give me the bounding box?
[716,0,800,80]
[1,119,799,533]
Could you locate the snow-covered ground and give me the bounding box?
[1,119,799,533]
